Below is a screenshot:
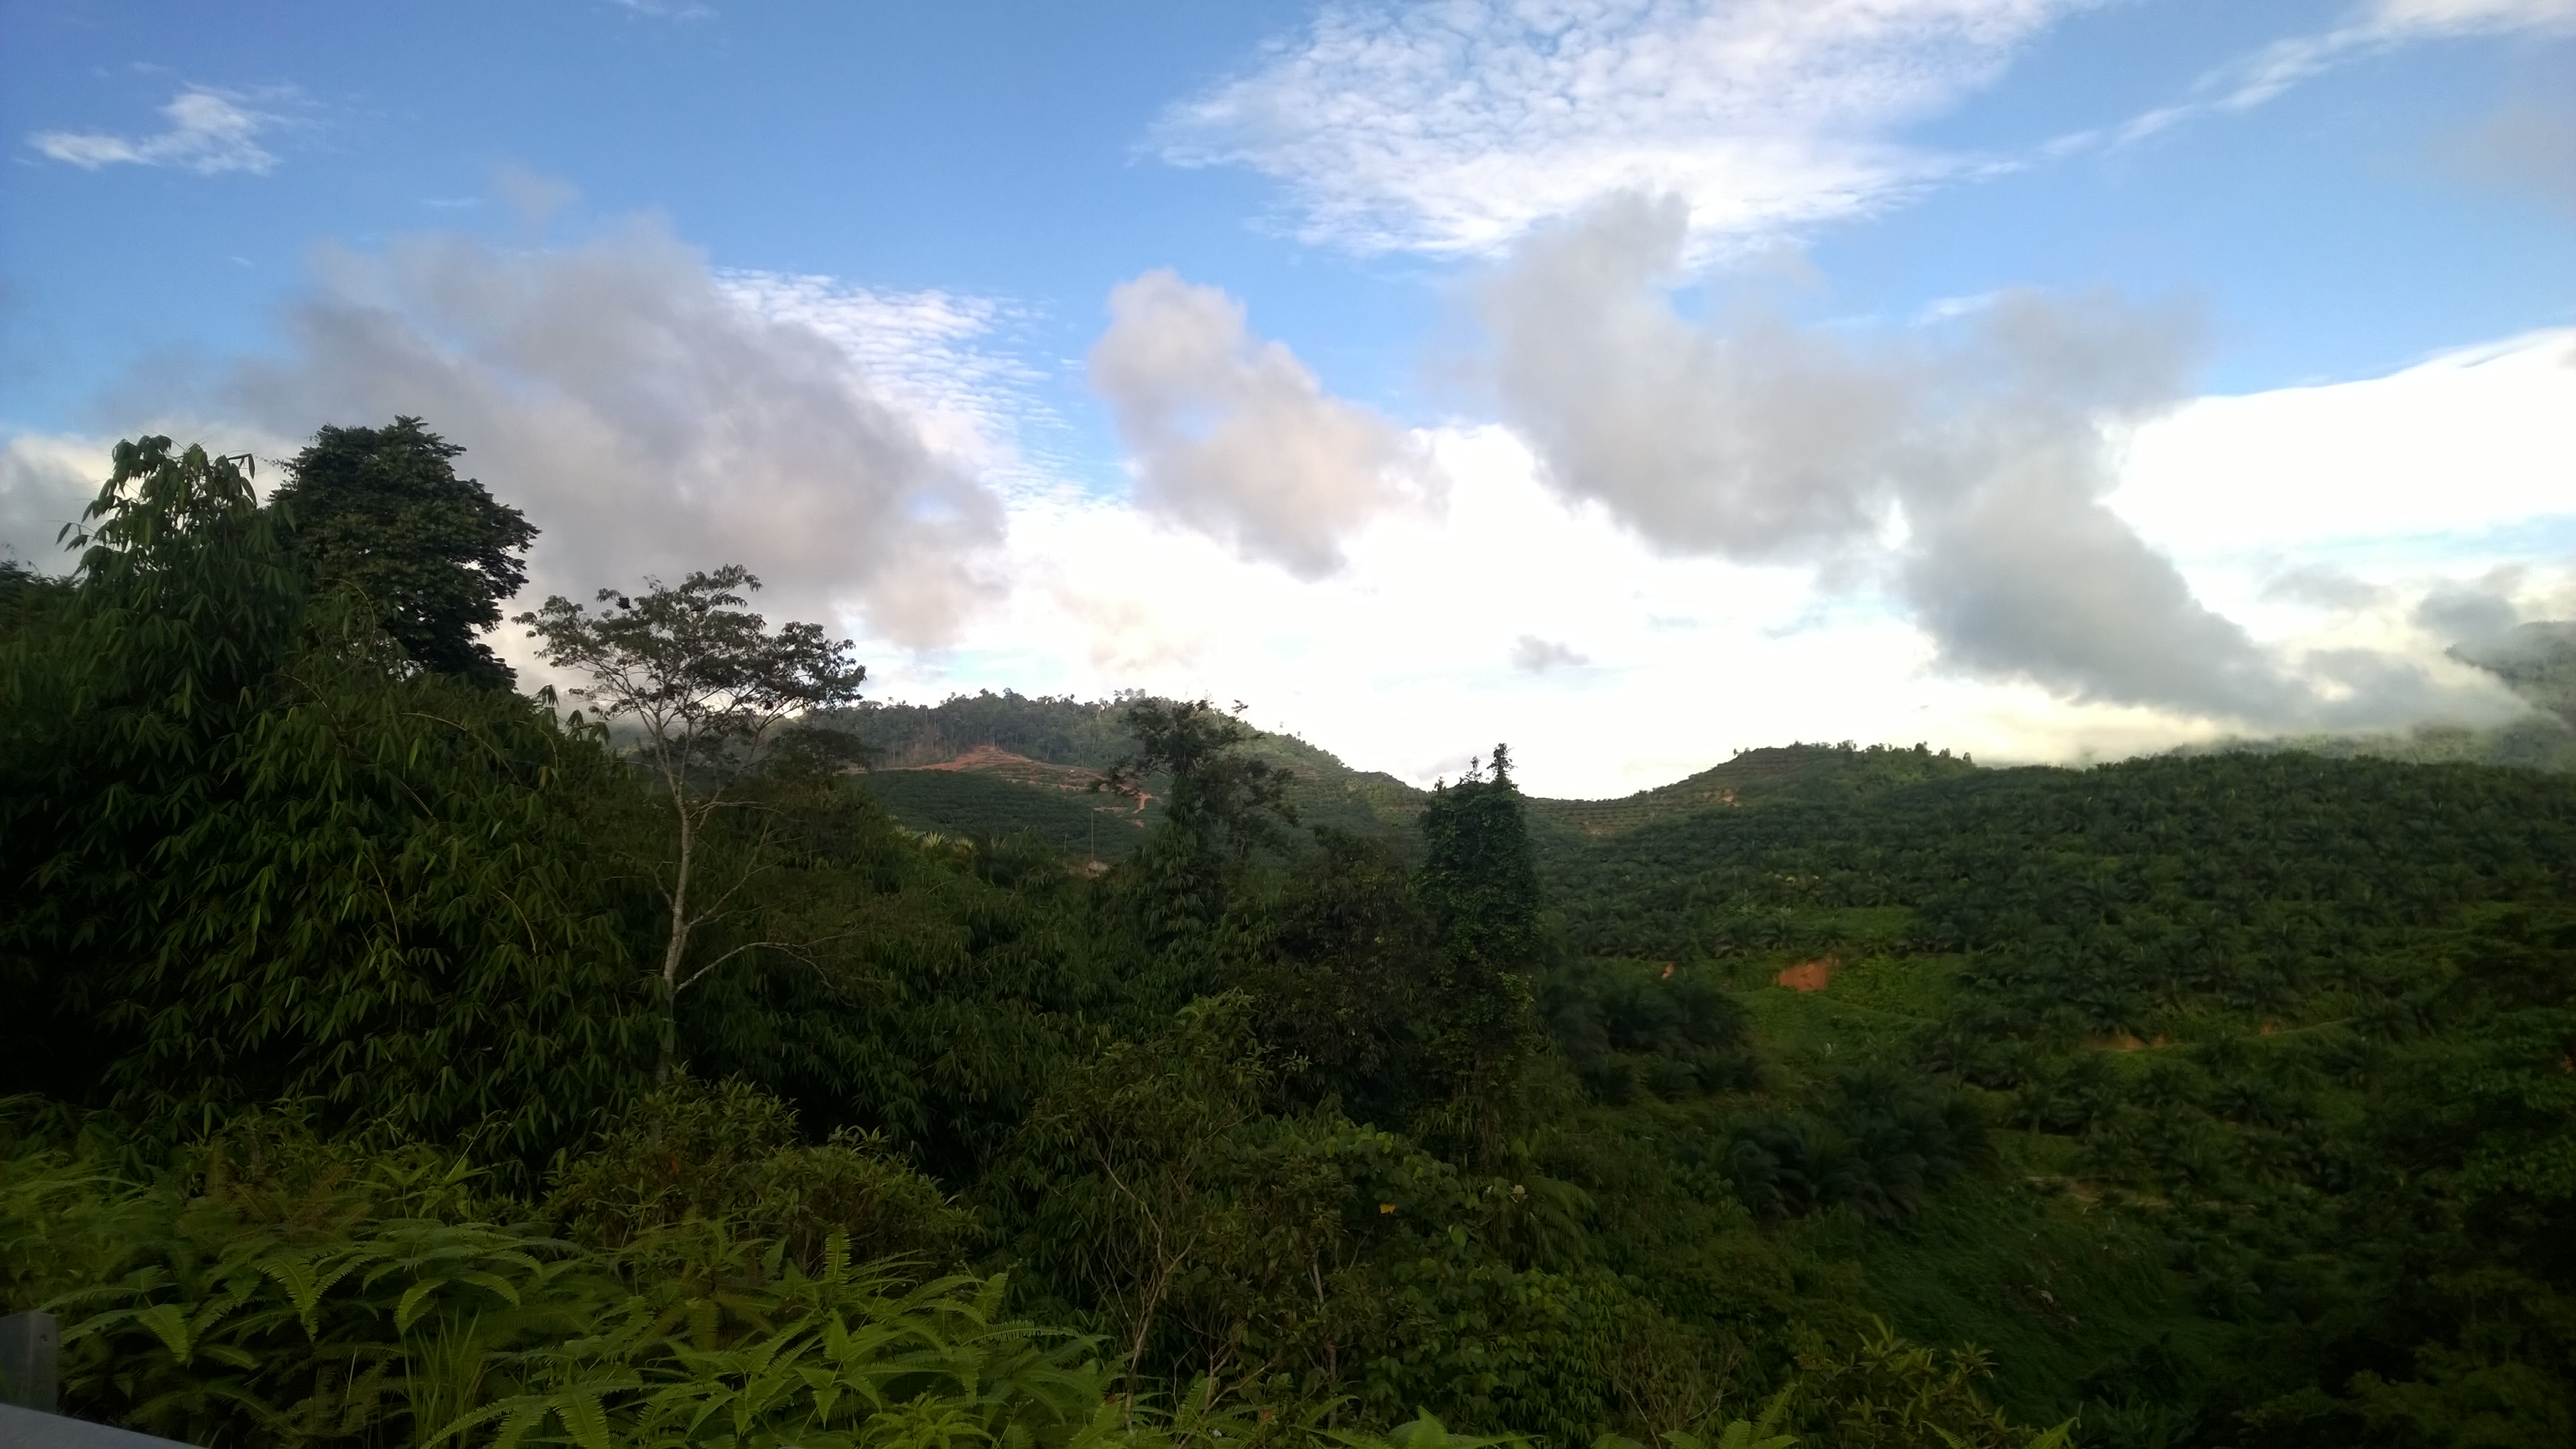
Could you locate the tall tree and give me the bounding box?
[1415,744,1546,1153]
[518,566,867,1079]
[270,417,536,688]
[1419,744,1542,971]
[1098,698,1296,958]
[1,436,643,1165]
[3,438,297,1098]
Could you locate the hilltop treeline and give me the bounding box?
[845,691,1141,770]
[3,428,2573,1449]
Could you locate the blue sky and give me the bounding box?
[4,0,2573,792]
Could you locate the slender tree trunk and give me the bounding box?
[657,794,694,1084]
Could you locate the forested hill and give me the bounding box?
[1519,748,2576,1443]
[842,689,1982,854]
[798,690,2576,1444]
[846,678,2576,856]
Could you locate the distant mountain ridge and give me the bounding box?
[838,690,1987,851]
[839,692,1431,849]
[1525,742,1979,839]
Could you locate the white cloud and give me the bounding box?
[2100,332,2576,736]
[1459,195,2576,737]
[30,88,283,175]
[13,307,2562,797]
[0,434,115,567]
[2246,0,2576,104]
[12,227,2563,797]
[610,0,718,18]
[722,270,1067,494]
[1477,195,1913,564]
[228,221,1008,649]
[2111,329,2576,558]
[1153,0,2574,255]
[2093,0,2576,148]
[1088,269,1437,575]
[2367,0,2576,35]
[880,410,2542,798]
[1478,192,2398,726]
[0,218,1014,653]
[1150,0,2072,257]
[0,214,1060,661]
[2,419,313,574]
[852,273,2568,793]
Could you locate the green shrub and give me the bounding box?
[550,1074,970,1274]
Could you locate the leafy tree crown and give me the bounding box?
[270,416,536,688]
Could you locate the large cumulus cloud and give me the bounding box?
[202,218,1005,648]
[1088,269,1436,578]
[1478,191,2501,729]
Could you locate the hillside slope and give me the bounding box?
[1524,741,1980,843]
[844,691,1981,849]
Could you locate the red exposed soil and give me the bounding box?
[880,742,1154,814]
[897,745,1147,811]
[919,744,1046,773]
[1774,959,1836,992]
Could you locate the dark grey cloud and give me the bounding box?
[1511,635,1588,672]
[1088,269,1436,578]
[1477,192,2480,728]
[1478,195,1907,563]
[493,162,580,230]
[216,217,1001,647]
[2428,584,2576,728]
[2446,91,2576,215]
[1888,289,2314,721]
[2415,574,2531,653]
[1897,448,2298,719]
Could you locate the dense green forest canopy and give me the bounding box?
[3,427,2573,1449]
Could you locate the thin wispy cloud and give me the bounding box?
[721,271,1072,496]
[2249,0,2576,106]
[29,88,285,175]
[1149,0,2073,257]
[1157,0,2573,258]
[2075,0,2576,151]
[610,0,718,18]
